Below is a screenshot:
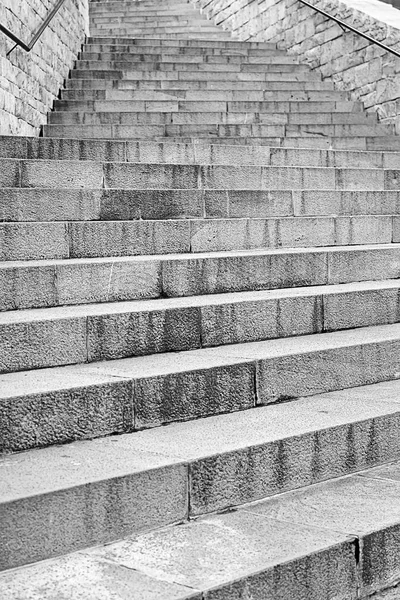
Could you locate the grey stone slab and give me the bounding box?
[104,162,199,188]
[99,189,204,220]
[0,314,86,374]
[69,220,190,258]
[20,160,104,189]
[0,437,188,570]
[0,263,58,311]
[87,304,201,361]
[162,248,328,297]
[92,510,355,599]
[328,244,400,285]
[0,189,102,222]
[0,552,200,600]
[0,159,20,187]
[0,374,132,452]
[335,216,392,246]
[26,138,127,162]
[0,223,69,261]
[246,471,400,595]
[55,257,162,306]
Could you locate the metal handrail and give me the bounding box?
[1,0,67,56]
[298,0,400,58]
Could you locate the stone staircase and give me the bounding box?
[3,0,400,597]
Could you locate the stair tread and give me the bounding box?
[2,454,399,598]
[1,278,399,324]
[2,320,400,396]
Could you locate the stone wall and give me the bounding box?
[194,0,400,132]
[0,0,89,136]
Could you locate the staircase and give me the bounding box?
[3,0,400,597]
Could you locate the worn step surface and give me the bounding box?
[4,449,400,598]
[3,279,400,376]
[3,377,400,573]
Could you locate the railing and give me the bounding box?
[1,0,67,56]
[298,0,400,59]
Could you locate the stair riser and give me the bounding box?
[61,89,351,101]
[87,38,276,49]
[88,31,234,38]
[54,100,362,114]
[2,246,400,311]
[83,45,284,56]
[3,389,400,570]
[2,189,400,221]
[49,112,376,128]
[4,138,398,168]
[65,79,336,91]
[79,53,296,64]
[0,215,395,261]
[44,124,389,139]
[69,70,319,82]
[73,62,307,74]
[3,284,400,376]
[3,160,399,191]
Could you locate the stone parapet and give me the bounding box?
[0,0,89,136]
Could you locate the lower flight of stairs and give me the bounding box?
[3,0,400,598]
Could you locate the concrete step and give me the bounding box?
[48,111,378,127]
[68,70,319,82]
[3,159,399,191]
[43,122,391,139]
[73,59,307,73]
[2,244,400,311]
[82,43,284,55]
[79,52,296,63]
[2,188,400,221]
[4,449,400,598]
[64,78,338,91]
[86,37,278,49]
[53,99,363,114]
[0,215,396,260]
[3,372,400,571]
[4,137,399,168]
[2,280,400,377]
[60,88,353,101]
[88,31,235,39]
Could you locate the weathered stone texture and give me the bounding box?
[0,0,89,136]
[193,0,400,132]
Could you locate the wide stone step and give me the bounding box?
[2,280,400,377]
[2,244,400,310]
[4,449,400,598]
[3,159,399,191]
[86,37,278,49]
[2,188,400,221]
[43,122,391,139]
[53,98,363,114]
[60,88,352,101]
[68,69,317,81]
[48,111,378,127]
[79,52,296,64]
[83,43,284,55]
[65,78,337,92]
[2,371,400,572]
[73,60,307,73]
[0,215,396,260]
[4,137,398,167]
[88,31,234,39]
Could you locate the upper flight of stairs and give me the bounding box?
[3,0,400,598]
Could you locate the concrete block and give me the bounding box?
[0,264,58,311]
[56,258,162,306]
[0,159,20,187]
[99,189,203,220]
[68,221,190,258]
[0,373,133,452]
[0,223,69,261]
[20,160,104,189]
[335,216,392,245]
[87,305,201,361]
[104,162,199,188]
